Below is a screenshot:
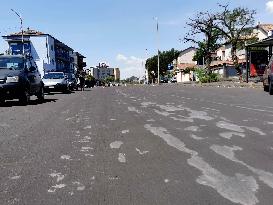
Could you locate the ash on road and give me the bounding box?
[0,85,273,205]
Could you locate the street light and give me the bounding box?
[153,17,160,84]
[145,48,149,84]
[11,9,24,55]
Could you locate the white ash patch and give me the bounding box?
[60,155,72,160]
[72,181,86,191]
[9,175,21,180]
[211,144,273,189]
[189,134,204,140]
[219,132,246,140]
[145,124,259,205]
[154,109,170,117]
[83,125,92,129]
[118,153,126,163]
[184,126,200,132]
[136,148,149,155]
[110,141,123,149]
[121,130,130,134]
[128,107,142,114]
[48,184,66,193]
[49,172,65,183]
[80,147,93,152]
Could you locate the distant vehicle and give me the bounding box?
[170,76,177,83]
[0,55,44,105]
[160,77,168,83]
[42,72,69,93]
[263,55,273,95]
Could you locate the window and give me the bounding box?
[51,45,54,51]
[51,59,55,65]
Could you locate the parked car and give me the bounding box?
[160,77,168,83]
[170,76,177,83]
[42,72,69,93]
[0,55,44,105]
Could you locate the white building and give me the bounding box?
[175,47,198,83]
[2,29,75,78]
[91,63,120,81]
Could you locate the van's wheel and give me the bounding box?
[19,89,30,105]
[37,86,45,102]
[269,80,273,95]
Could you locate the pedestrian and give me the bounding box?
[79,74,85,91]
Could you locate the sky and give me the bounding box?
[0,0,273,79]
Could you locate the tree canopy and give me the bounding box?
[145,48,180,82]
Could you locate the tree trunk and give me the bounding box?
[231,46,242,82]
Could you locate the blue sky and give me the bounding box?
[0,0,273,79]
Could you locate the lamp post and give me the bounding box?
[11,9,24,55]
[154,17,160,84]
[145,48,149,84]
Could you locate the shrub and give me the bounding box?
[195,68,220,83]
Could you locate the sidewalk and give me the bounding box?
[178,81,263,89]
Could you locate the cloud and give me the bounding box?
[266,1,273,13]
[116,54,145,79]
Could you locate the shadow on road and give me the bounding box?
[0,99,58,107]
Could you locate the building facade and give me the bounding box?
[91,63,120,81]
[2,29,79,78]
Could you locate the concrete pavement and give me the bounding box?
[0,85,273,205]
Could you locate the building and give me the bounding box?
[114,68,120,81]
[91,63,120,81]
[2,28,77,78]
[71,52,86,75]
[210,23,273,78]
[174,47,198,83]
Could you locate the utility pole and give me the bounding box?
[154,17,160,84]
[11,9,24,56]
[145,49,149,84]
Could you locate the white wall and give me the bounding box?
[30,35,56,77]
[177,49,197,64]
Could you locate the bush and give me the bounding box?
[195,68,220,83]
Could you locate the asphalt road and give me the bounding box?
[1,85,273,205]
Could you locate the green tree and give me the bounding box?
[104,76,115,83]
[216,4,257,78]
[185,11,222,73]
[145,48,180,82]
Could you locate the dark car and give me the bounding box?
[263,55,273,95]
[0,55,44,105]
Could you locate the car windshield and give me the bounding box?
[0,57,24,70]
[43,73,64,79]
